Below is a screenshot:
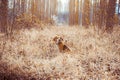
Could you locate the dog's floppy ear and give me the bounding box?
[53,36,58,42]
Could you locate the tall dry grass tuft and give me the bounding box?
[0,25,120,80]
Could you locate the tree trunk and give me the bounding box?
[0,0,8,32]
[98,0,107,29]
[21,0,25,13]
[118,0,120,15]
[106,0,116,32]
[74,0,79,25]
[69,0,74,25]
[82,0,90,28]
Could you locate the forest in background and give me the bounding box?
[0,0,120,34]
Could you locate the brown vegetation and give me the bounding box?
[14,13,55,30]
[0,25,120,80]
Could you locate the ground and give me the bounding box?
[0,26,120,80]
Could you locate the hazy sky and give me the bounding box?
[117,0,119,3]
[58,0,69,12]
[58,0,69,13]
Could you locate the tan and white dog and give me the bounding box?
[53,36,71,53]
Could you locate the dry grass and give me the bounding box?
[0,25,120,80]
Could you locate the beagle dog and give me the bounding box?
[53,36,71,53]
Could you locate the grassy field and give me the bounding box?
[0,26,120,80]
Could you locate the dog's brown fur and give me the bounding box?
[53,36,70,53]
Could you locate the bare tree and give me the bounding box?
[79,0,83,26]
[74,0,79,25]
[118,0,120,15]
[98,0,107,29]
[106,0,116,32]
[69,0,79,25]
[69,0,74,25]
[82,0,90,27]
[0,0,8,33]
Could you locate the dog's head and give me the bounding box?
[53,36,63,44]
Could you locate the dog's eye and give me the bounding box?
[59,38,63,41]
[58,39,60,42]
